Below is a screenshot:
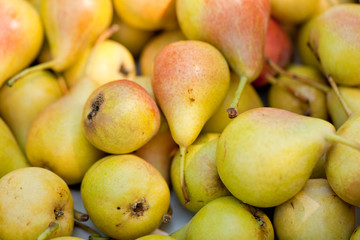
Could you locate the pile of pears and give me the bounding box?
[1,0,360,239]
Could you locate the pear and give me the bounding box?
[170,223,189,240]
[176,0,270,117]
[0,70,62,151]
[274,179,355,240]
[308,4,360,86]
[310,154,327,178]
[217,107,359,208]
[81,154,170,240]
[0,117,29,178]
[113,0,177,31]
[26,0,42,13]
[0,0,43,86]
[152,40,230,202]
[314,0,356,15]
[171,133,231,212]
[136,235,176,240]
[185,196,274,240]
[202,72,263,133]
[350,226,360,240]
[139,30,186,76]
[130,76,155,99]
[270,0,319,24]
[51,238,85,240]
[82,80,160,154]
[0,167,74,240]
[26,77,105,185]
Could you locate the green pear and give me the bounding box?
[0,0,43,87]
[152,40,230,202]
[216,107,353,208]
[0,117,29,178]
[81,154,170,240]
[274,179,355,240]
[82,80,160,154]
[268,65,328,120]
[0,167,74,240]
[0,70,62,151]
[270,0,319,24]
[136,235,176,240]
[308,4,360,86]
[26,77,105,185]
[170,223,189,240]
[350,225,360,240]
[171,133,230,212]
[185,196,274,240]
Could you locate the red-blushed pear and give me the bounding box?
[253,18,292,87]
[152,40,230,203]
[176,0,270,118]
[308,4,360,86]
[0,0,43,87]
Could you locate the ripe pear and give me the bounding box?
[0,0,43,87]
[314,0,356,15]
[26,77,105,185]
[170,223,189,240]
[82,80,160,154]
[274,179,355,240]
[0,167,74,240]
[310,154,327,178]
[27,0,42,13]
[185,196,274,240]
[326,112,360,206]
[139,30,186,76]
[136,235,176,240]
[51,238,84,240]
[171,134,230,212]
[0,117,29,178]
[268,65,328,120]
[216,107,349,208]
[308,4,360,86]
[130,76,155,99]
[177,0,270,117]
[350,226,360,240]
[270,0,319,24]
[202,72,263,133]
[0,70,62,151]
[113,0,177,31]
[81,154,170,240]
[152,40,230,202]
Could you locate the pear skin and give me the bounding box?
[217,108,336,207]
[0,0,43,86]
[350,226,360,240]
[170,223,189,240]
[136,235,176,240]
[0,70,62,151]
[0,118,29,178]
[314,0,356,16]
[270,0,319,24]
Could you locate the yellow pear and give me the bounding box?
[136,235,176,240]
[314,0,356,15]
[270,0,319,24]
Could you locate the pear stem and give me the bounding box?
[179,146,190,204]
[325,133,360,151]
[327,74,352,117]
[162,205,173,224]
[7,60,58,87]
[74,221,101,237]
[227,75,247,119]
[37,222,59,240]
[265,58,331,93]
[74,209,89,222]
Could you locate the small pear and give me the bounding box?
[0,0,43,86]
[0,117,29,178]
[0,70,62,151]
[274,179,355,240]
[270,0,319,24]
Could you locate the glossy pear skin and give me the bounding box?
[152,40,230,148]
[309,4,360,86]
[0,0,43,86]
[274,179,355,240]
[0,167,74,240]
[177,0,270,81]
[171,134,230,212]
[41,0,112,71]
[185,196,274,240]
[217,108,335,208]
[0,118,29,178]
[0,70,62,151]
[81,155,170,240]
[326,112,360,206]
[26,78,105,185]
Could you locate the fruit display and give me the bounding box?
[1,0,360,239]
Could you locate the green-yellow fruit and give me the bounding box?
[136,235,176,240]
[270,0,319,24]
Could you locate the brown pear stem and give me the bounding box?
[179,146,190,205]
[74,209,89,222]
[37,222,59,240]
[325,133,360,151]
[74,221,101,237]
[162,205,173,224]
[265,58,330,93]
[327,74,352,117]
[227,75,247,119]
[84,24,120,77]
[7,60,59,87]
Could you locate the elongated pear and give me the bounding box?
[177,0,270,117]
[0,0,43,87]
